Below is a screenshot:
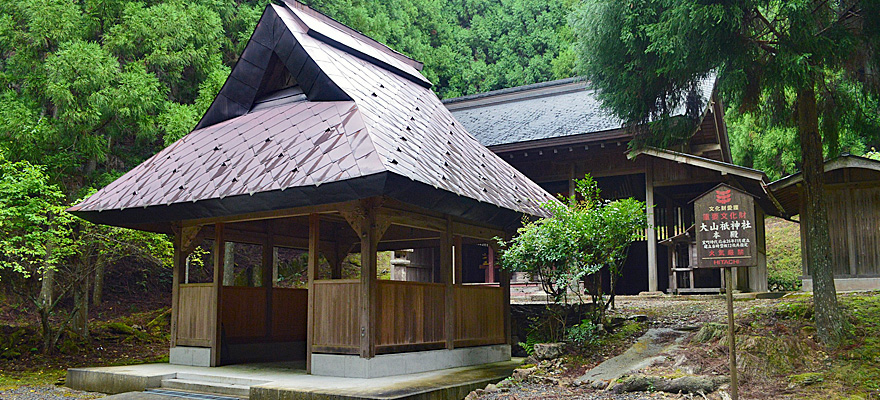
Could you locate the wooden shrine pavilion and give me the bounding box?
[68,0,555,377]
[770,154,880,291]
[444,78,785,294]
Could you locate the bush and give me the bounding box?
[566,319,600,346]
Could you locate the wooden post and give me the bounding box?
[501,264,512,346]
[442,217,454,350]
[453,236,463,286]
[170,229,183,348]
[725,267,739,400]
[646,164,659,293]
[212,223,226,367]
[486,246,496,283]
[359,207,379,359]
[307,214,320,372]
[263,232,274,340]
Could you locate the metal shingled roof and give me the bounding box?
[69,1,555,230]
[444,76,716,148]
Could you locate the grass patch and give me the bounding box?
[727,292,880,398]
[765,217,803,291]
[0,369,65,390]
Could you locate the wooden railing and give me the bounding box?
[312,280,360,353]
[271,288,308,342]
[454,285,505,347]
[177,284,214,347]
[376,280,446,353]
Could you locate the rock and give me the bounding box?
[610,374,727,394]
[533,342,566,360]
[629,314,648,322]
[787,372,824,387]
[656,375,717,393]
[512,367,536,380]
[464,389,484,400]
[691,322,727,343]
[609,316,627,327]
[484,383,499,393]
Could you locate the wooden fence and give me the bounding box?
[454,285,505,347]
[177,284,214,347]
[376,280,446,353]
[312,280,360,353]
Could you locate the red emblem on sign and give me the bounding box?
[715,189,732,204]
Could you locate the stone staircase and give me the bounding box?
[148,373,271,399]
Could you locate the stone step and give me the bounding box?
[174,373,269,387]
[161,378,251,398]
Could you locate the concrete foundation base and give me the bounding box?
[802,277,880,292]
[311,344,511,378]
[169,346,212,367]
[67,358,520,399]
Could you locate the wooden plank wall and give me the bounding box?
[221,287,267,340]
[453,285,505,347]
[827,188,852,275]
[272,288,308,342]
[851,187,880,276]
[376,281,445,352]
[312,280,360,353]
[177,284,214,347]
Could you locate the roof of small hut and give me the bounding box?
[68,0,556,232]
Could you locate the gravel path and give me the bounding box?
[0,385,104,400]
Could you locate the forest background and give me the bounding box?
[0,0,878,353]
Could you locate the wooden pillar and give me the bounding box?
[485,246,496,283]
[359,207,381,359]
[170,229,183,348]
[263,232,274,340]
[306,214,320,372]
[442,217,454,350]
[501,263,512,346]
[211,223,226,367]
[453,236,463,285]
[645,165,659,293]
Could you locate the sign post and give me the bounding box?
[693,184,759,400]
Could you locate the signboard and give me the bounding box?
[693,184,757,268]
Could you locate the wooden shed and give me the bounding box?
[68,0,555,378]
[770,154,880,291]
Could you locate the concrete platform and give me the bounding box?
[67,359,521,400]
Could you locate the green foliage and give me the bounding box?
[302,0,576,98]
[498,175,647,323]
[566,319,599,346]
[0,157,73,279]
[572,0,880,172]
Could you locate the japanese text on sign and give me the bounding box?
[693,185,758,268]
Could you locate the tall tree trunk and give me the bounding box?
[72,270,90,340]
[93,261,105,305]
[797,83,843,347]
[39,240,55,353]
